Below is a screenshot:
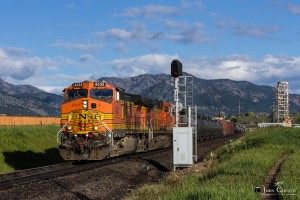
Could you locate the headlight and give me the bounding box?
[83,100,88,109]
[67,125,73,131]
[93,126,99,131]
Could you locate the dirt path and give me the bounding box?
[262,151,293,200]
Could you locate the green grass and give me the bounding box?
[0,125,64,173]
[125,127,300,200]
[277,148,300,198]
[234,114,271,127]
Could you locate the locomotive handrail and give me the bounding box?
[56,119,70,144]
[141,119,154,149]
[99,120,114,147]
[148,118,153,145]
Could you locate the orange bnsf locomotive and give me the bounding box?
[58,80,175,160]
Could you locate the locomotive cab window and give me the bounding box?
[91,89,113,103]
[66,89,88,101]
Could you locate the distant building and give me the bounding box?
[273,81,289,123]
[218,111,225,118]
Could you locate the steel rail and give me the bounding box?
[0,147,171,191]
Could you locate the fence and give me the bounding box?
[0,116,60,126]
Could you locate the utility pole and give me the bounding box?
[239,100,240,116]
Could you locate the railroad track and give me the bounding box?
[0,147,172,191]
[0,134,243,199]
[0,133,243,194]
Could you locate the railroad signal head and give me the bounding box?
[171,59,182,78]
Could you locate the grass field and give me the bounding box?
[125,127,300,200]
[0,125,64,173]
[1,125,299,199]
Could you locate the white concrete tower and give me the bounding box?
[273,81,289,122]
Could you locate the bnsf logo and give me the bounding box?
[71,113,103,121]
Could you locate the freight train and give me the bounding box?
[57,80,235,160]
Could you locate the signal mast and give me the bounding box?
[171,59,197,171]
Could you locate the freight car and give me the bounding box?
[212,118,235,136]
[57,80,235,161]
[197,118,223,141]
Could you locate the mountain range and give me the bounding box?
[0,78,62,116]
[99,74,300,116]
[0,74,300,117]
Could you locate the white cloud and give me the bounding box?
[183,54,300,90]
[65,54,300,95]
[79,54,94,62]
[47,65,60,71]
[2,50,300,95]
[0,48,46,80]
[36,86,65,94]
[164,20,183,29]
[95,53,300,94]
[96,19,209,51]
[287,3,300,14]
[47,73,95,83]
[109,53,179,76]
[233,23,280,39]
[168,29,210,44]
[166,21,210,44]
[17,72,97,94]
[105,28,132,40]
[51,40,103,52]
[95,26,163,52]
[120,5,179,18]
[2,47,31,56]
[214,17,281,40]
[0,48,87,90]
[180,0,205,10]
[118,1,206,18]
[66,2,76,9]
[35,71,112,94]
[113,42,129,53]
[96,26,162,42]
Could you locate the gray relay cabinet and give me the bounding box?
[173,127,193,170]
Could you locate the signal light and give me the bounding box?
[171,59,182,78]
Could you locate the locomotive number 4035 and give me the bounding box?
[94,82,105,87]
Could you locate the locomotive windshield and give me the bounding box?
[66,89,88,101]
[90,89,113,103]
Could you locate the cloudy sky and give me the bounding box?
[1,0,300,94]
